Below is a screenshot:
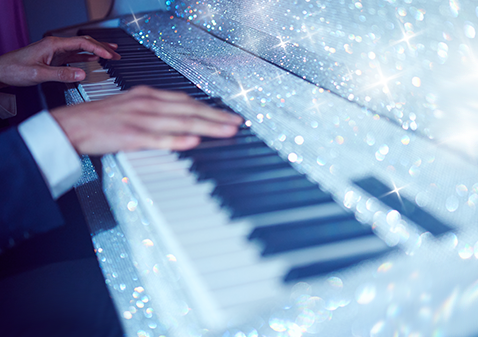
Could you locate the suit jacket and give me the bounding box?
[0,127,64,251]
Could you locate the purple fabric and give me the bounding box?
[0,0,29,55]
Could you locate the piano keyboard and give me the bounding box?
[72,28,454,328]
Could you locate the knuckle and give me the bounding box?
[42,36,57,47]
[56,68,72,81]
[130,85,149,95]
[29,67,40,82]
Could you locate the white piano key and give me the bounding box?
[203,261,286,290]
[144,174,200,191]
[152,193,213,210]
[133,159,192,175]
[170,213,233,232]
[140,169,192,184]
[164,202,224,221]
[183,237,252,259]
[124,149,172,160]
[80,77,115,85]
[126,153,179,167]
[192,246,264,274]
[213,278,283,308]
[175,222,250,246]
[86,88,122,95]
[149,183,215,201]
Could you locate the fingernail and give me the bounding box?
[221,124,236,133]
[229,114,243,123]
[74,70,84,80]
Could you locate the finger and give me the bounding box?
[126,87,243,124]
[55,36,121,60]
[128,86,199,102]
[36,65,86,83]
[155,100,243,125]
[127,133,201,151]
[129,114,239,138]
[103,42,118,50]
[64,54,99,63]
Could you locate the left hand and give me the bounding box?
[0,36,121,87]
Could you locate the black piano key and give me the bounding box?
[214,167,302,186]
[103,56,160,66]
[196,159,290,182]
[249,211,355,240]
[177,141,267,158]
[200,128,254,143]
[194,135,264,149]
[102,52,158,59]
[284,248,392,282]
[212,175,316,198]
[114,70,179,84]
[122,77,192,90]
[226,187,333,218]
[147,83,203,93]
[113,46,152,52]
[105,60,165,70]
[115,70,180,84]
[109,64,172,76]
[353,177,452,235]
[189,144,274,163]
[191,153,283,174]
[253,218,371,255]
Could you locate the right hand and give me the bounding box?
[50,86,243,155]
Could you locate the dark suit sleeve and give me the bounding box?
[0,127,64,251]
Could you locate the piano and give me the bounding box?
[48,0,478,336]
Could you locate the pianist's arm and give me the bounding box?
[0,37,242,251]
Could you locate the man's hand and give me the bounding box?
[0,36,120,87]
[50,86,243,154]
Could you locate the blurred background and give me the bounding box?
[1,0,113,55]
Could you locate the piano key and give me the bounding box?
[253,218,372,255]
[214,278,282,309]
[284,243,393,282]
[109,65,172,77]
[248,210,355,240]
[354,176,452,235]
[214,166,303,186]
[193,247,265,274]
[243,202,350,227]
[190,153,282,173]
[226,187,334,218]
[176,222,250,246]
[122,78,193,90]
[115,70,180,85]
[150,182,215,202]
[202,262,285,290]
[185,143,274,163]
[212,174,316,198]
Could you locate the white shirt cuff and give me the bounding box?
[18,110,82,200]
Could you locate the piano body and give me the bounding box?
[48,0,478,335]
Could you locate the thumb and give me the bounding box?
[38,65,85,83]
